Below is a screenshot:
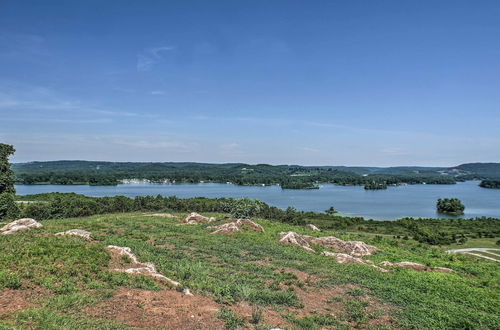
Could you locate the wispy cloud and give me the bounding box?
[300,147,321,153]
[137,46,175,72]
[0,82,148,118]
[150,90,166,95]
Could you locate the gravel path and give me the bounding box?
[446,248,500,262]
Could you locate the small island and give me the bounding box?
[479,179,500,189]
[280,182,319,190]
[364,182,388,190]
[436,198,465,215]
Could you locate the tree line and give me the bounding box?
[14,160,457,188]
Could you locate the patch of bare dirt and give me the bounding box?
[292,284,396,328]
[274,267,320,284]
[0,288,46,317]
[230,301,291,329]
[85,288,224,329]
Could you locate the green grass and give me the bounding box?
[0,212,499,329]
[444,237,500,249]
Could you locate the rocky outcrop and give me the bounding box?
[56,229,92,240]
[310,236,377,257]
[279,232,315,252]
[278,231,378,257]
[208,219,264,234]
[183,212,215,225]
[1,218,42,235]
[322,251,388,272]
[379,261,454,273]
[107,245,190,293]
[306,224,321,232]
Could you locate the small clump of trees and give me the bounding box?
[364,181,388,190]
[479,179,500,189]
[436,198,465,215]
[0,143,19,220]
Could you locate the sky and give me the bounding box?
[1,0,499,166]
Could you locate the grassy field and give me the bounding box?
[443,237,499,249]
[0,212,499,329]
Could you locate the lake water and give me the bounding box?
[15,181,500,220]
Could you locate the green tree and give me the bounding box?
[436,198,465,215]
[325,206,336,215]
[0,143,19,219]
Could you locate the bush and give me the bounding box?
[0,192,20,220]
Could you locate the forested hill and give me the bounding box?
[449,163,500,178]
[12,160,499,187]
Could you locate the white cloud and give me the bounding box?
[137,46,175,72]
[0,82,145,118]
[150,90,165,95]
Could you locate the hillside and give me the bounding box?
[0,211,498,329]
[12,160,468,186]
[450,163,500,178]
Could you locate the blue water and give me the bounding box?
[15,181,500,220]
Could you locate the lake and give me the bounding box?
[15,180,500,220]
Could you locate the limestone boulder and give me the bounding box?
[322,251,388,272]
[183,212,215,225]
[306,224,321,232]
[279,231,314,252]
[107,245,187,290]
[1,218,42,235]
[56,229,92,240]
[278,231,378,257]
[209,219,264,234]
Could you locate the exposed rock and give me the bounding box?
[183,212,215,225]
[209,219,264,234]
[55,229,92,240]
[379,261,454,273]
[107,245,182,288]
[309,236,378,257]
[322,251,388,272]
[432,267,454,273]
[1,218,42,235]
[306,224,321,232]
[278,231,377,257]
[279,232,315,252]
[146,213,175,218]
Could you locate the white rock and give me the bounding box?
[1,218,42,235]
[306,224,321,232]
[183,212,215,225]
[55,229,92,239]
[209,219,264,234]
[107,245,181,287]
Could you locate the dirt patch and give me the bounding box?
[85,288,224,329]
[248,259,273,267]
[274,267,320,284]
[0,288,46,317]
[292,284,396,328]
[230,301,291,329]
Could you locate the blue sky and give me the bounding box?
[1,0,499,166]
